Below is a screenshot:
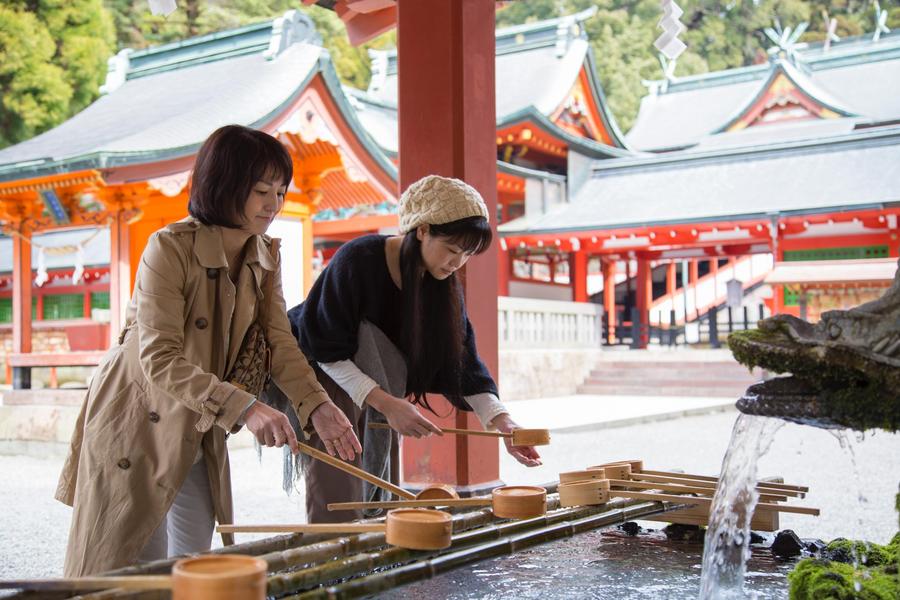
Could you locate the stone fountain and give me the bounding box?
[721,264,900,598]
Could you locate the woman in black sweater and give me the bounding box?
[288,175,541,522]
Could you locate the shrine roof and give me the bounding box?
[627,31,900,152]
[360,8,628,149]
[500,125,900,235]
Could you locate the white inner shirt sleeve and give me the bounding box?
[318,361,509,428]
[318,360,380,408]
[465,392,509,428]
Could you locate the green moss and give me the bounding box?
[825,539,894,567]
[789,533,900,600]
[788,557,900,599]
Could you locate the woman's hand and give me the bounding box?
[365,388,443,438]
[310,401,362,461]
[244,401,299,453]
[491,413,542,467]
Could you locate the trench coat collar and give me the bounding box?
[182,217,277,272]
[243,233,278,272]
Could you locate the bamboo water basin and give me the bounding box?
[1,462,816,598]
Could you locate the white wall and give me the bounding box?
[267,218,305,308]
[508,280,573,301]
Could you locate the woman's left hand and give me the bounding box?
[491,413,542,467]
[310,401,363,461]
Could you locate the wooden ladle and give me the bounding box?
[297,440,460,503]
[327,485,548,520]
[368,422,551,446]
[219,508,453,551]
[587,460,808,497]
[557,478,820,516]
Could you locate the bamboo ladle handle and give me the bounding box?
[627,472,806,498]
[0,576,171,592]
[368,423,550,446]
[328,498,493,511]
[611,490,820,515]
[368,422,506,438]
[639,469,809,493]
[218,523,386,534]
[296,441,415,500]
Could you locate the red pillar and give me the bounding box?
[497,245,510,297]
[109,211,131,345]
[772,231,785,315]
[570,250,588,302]
[397,0,501,493]
[636,256,651,348]
[666,262,677,296]
[12,223,32,388]
[602,259,616,344]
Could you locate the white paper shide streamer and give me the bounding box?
[148,0,177,17]
[655,0,687,60]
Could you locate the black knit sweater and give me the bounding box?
[287,235,498,407]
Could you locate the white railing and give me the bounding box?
[498,296,604,349]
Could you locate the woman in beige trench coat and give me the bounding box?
[55,125,362,576]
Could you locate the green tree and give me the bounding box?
[0,0,114,148]
[103,1,393,90]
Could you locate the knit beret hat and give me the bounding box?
[398,175,489,233]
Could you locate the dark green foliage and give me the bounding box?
[0,0,115,147]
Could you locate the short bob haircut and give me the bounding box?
[188,125,293,228]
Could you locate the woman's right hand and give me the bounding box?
[310,401,362,461]
[243,401,299,453]
[366,388,443,438]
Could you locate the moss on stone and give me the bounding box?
[825,538,894,567]
[789,534,900,599]
[788,558,899,599]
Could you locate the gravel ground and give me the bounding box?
[1,408,898,580]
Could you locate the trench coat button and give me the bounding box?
[206,268,219,279]
[148,411,160,423]
[117,458,131,470]
[195,317,208,329]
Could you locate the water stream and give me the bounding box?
[698,414,784,599]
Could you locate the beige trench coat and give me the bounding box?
[55,218,329,576]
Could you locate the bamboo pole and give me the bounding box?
[281,500,678,599]
[0,576,171,592]
[218,524,386,534]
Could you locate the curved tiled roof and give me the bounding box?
[626,32,900,151]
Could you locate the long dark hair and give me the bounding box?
[400,216,493,412]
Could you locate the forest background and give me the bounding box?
[1,0,899,149]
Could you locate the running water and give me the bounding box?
[699,414,784,599]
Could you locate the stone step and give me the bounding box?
[580,377,759,388]
[587,366,755,378]
[576,383,748,397]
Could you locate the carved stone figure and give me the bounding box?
[729,262,900,432]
